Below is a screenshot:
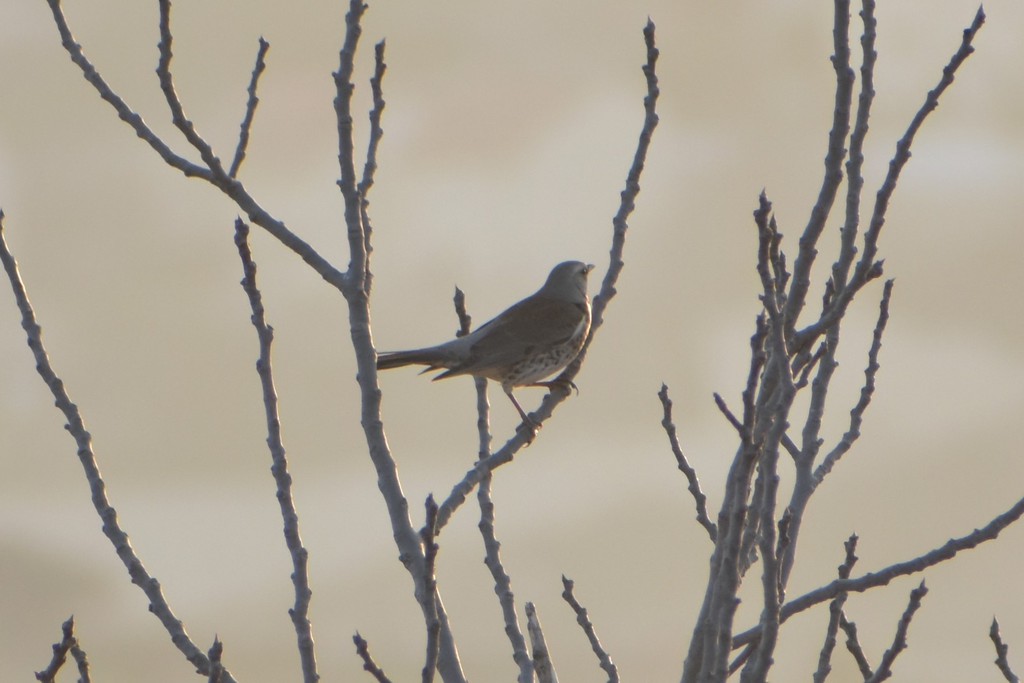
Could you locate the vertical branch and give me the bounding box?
[156,0,226,174]
[526,603,559,683]
[587,19,660,336]
[330,3,464,680]
[233,220,319,683]
[335,0,370,290]
[358,40,387,295]
[794,6,986,351]
[831,0,878,291]
[420,497,441,683]
[813,534,859,683]
[230,37,271,179]
[782,0,853,339]
[453,288,532,682]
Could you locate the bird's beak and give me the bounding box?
[585,264,595,274]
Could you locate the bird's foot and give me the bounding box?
[532,377,579,396]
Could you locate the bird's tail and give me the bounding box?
[376,348,451,372]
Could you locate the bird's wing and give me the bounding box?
[452,295,588,376]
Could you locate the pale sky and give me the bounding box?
[2,1,1024,681]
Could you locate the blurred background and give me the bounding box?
[2,1,1023,680]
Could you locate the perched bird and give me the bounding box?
[377,261,594,429]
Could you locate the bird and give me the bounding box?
[376,260,594,430]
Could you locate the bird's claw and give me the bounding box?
[532,377,579,396]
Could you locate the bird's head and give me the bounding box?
[543,260,594,301]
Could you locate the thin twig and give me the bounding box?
[479,471,531,682]
[436,21,659,532]
[461,287,530,682]
[353,633,393,683]
[865,581,928,683]
[754,191,783,320]
[733,493,1024,648]
[812,534,859,683]
[990,618,1021,683]
[358,40,387,294]
[43,0,211,180]
[420,496,441,683]
[782,0,854,340]
[658,385,716,541]
[813,278,893,487]
[334,0,369,291]
[233,219,319,683]
[207,638,225,683]
[324,2,463,678]
[794,6,985,353]
[526,602,559,683]
[156,0,225,173]
[561,576,618,682]
[840,614,873,678]
[44,0,348,292]
[1,214,235,682]
[230,37,270,178]
[712,393,746,440]
[831,0,878,292]
[34,616,77,683]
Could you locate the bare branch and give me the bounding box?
[335,0,370,291]
[230,37,271,178]
[831,0,878,291]
[526,603,559,683]
[1,213,236,681]
[358,39,387,294]
[233,220,319,683]
[478,471,531,682]
[782,0,854,339]
[840,614,873,678]
[43,0,212,180]
[420,497,441,683]
[45,0,348,292]
[794,6,986,352]
[713,392,746,440]
[733,493,1024,648]
[658,384,716,541]
[813,535,859,683]
[865,581,928,683]
[991,618,1021,683]
[34,616,78,683]
[207,638,225,683]
[754,191,783,319]
[739,346,794,682]
[813,278,893,487]
[353,633,393,683]
[322,3,463,678]
[587,18,660,336]
[436,21,659,531]
[462,282,529,682]
[561,576,618,682]
[156,0,228,173]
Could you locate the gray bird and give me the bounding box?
[377,261,594,428]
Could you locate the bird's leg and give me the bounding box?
[504,386,540,439]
